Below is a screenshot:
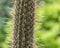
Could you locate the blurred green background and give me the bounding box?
[0,0,60,48]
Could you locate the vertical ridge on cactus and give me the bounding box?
[11,0,35,48]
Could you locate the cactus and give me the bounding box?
[11,0,35,48]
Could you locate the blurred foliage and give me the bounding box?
[0,0,12,48]
[35,0,60,48]
[0,0,60,48]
